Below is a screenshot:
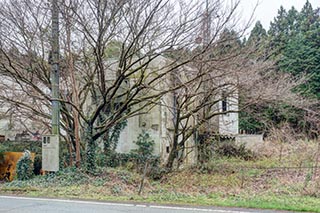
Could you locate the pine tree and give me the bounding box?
[279,1,320,98]
[247,21,267,45]
[240,1,320,135]
[286,7,299,37]
[268,6,289,58]
[298,0,316,32]
[247,21,268,59]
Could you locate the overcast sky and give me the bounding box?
[240,0,320,31]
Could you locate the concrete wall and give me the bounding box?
[0,118,19,141]
[90,57,239,166]
[116,89,198,166]
[235,134,264,151]
[116,116,140,153]
[116,104,162,155]
[219,91,239,135]
[0,119,9,136]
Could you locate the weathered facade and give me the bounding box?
[0,55,239,165]
[112,57,239,164]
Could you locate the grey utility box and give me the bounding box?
[42,135,59,171]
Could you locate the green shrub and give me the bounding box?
[98,152,132,168]
[131,130,155,162]
[215,142,255,161]
[97,131,163,179]
[0,144,8,164]
[111,185,122,195]
[33,155,42,175]
[130,131,164,179]
[6,166,89,188]
[148,158,167,180]
[0,152,5,164]
[16,150,34,180]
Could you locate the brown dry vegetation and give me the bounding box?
[153,139,320,200]
[1,140,320,212]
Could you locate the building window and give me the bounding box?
[166,146,170,154]
[222,92,227,112]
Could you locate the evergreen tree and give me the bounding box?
[218,29,242,55]
[298,0,316,32]
[240,1,320,135]
[247,21,268,59]
[247,21,267,45]
[268,6,289,58]
[286,7,299,37]
[279,1,320,98]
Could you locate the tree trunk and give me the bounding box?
[166,144,178,170]
[85,124,96,173]
[66,10,81,167]
[166,108,180,170]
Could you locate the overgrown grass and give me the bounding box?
[1,140,320,212]
[142,193,320,212]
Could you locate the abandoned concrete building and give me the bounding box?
[91,56,241,164]
[116,92,238,164]
[0,54,240,165]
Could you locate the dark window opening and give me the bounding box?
[43,136,50,144]
[222,92,227,112]
[166,146,170,153]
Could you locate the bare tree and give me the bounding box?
[162,28,311,169]
[0,0,305,171]
[0,0,213,166]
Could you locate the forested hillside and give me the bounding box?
[240,1,320,137]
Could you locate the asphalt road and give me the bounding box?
[0,195,295,213]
